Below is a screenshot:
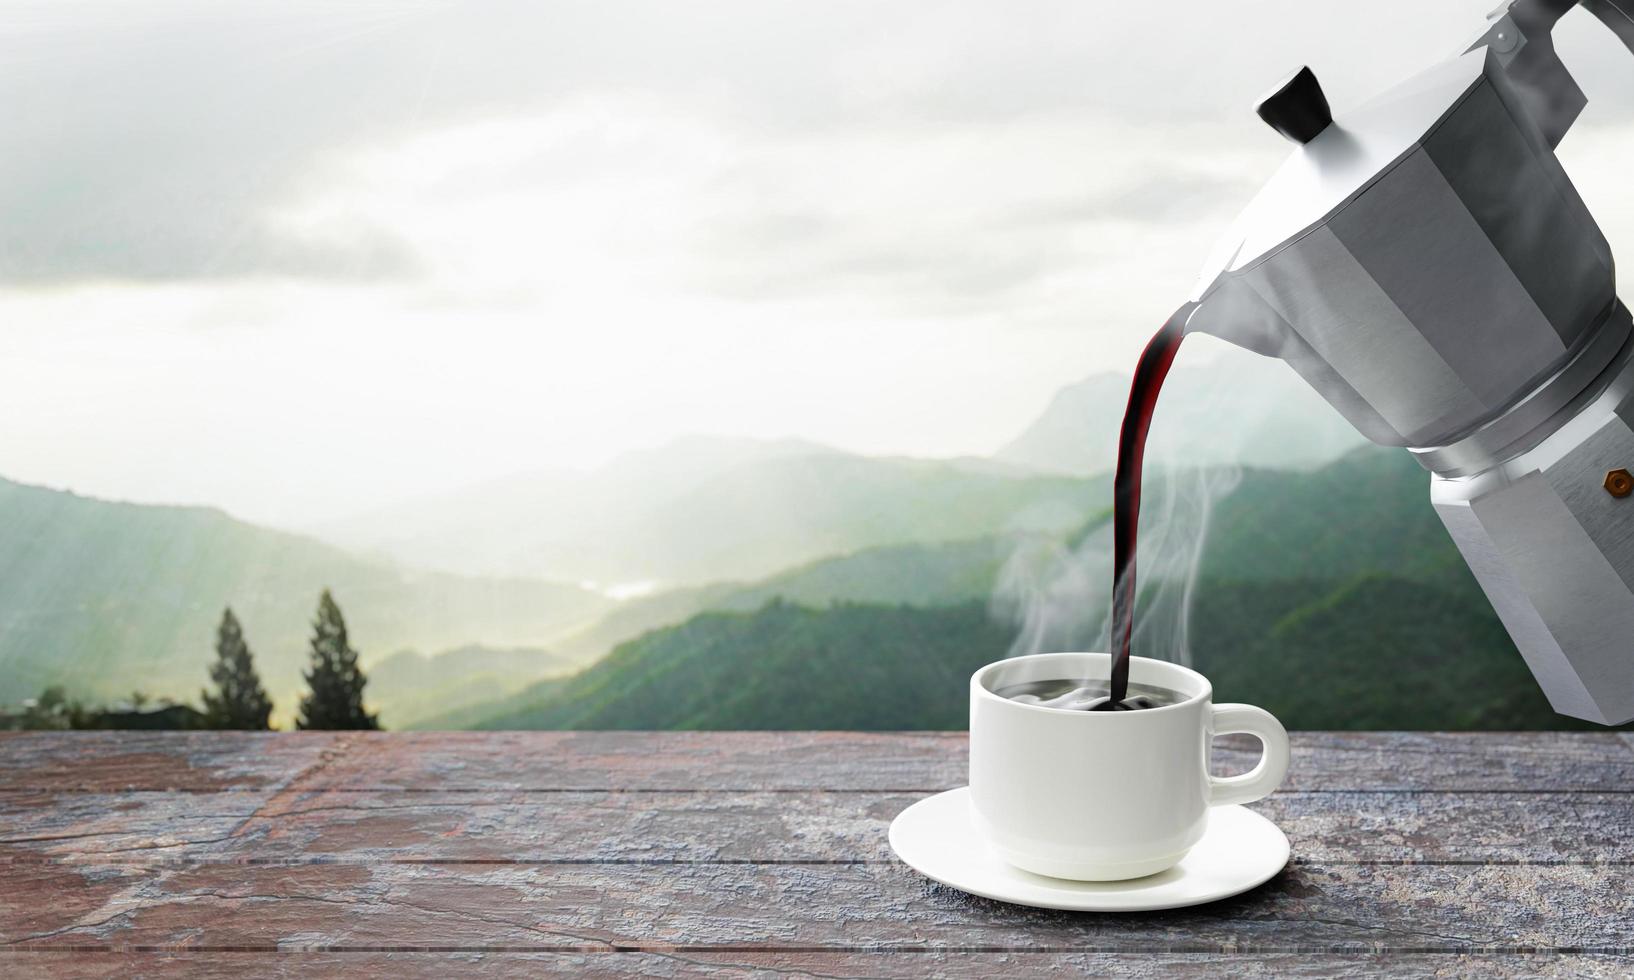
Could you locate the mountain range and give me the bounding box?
[313,355,1365,590]
[513,441,1449,682]
[4,364,1594,732]
[433,448,1613,732]
[316,436,1095,586]
[0,445,1098,721]
[0,477,607,714]
[997,352,1364,475]
[367,644,579,729]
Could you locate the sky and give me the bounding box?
[2,0,1633,527]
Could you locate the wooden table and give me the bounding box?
[2,731,1633,977]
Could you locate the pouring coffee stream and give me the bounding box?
[1091,0,1634,721]
[1103,303,1196,708]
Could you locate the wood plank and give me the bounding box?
[0,733,337,793]
[0,732,968,793]
[5,789,1634,866]
[296,731,1634,793]
[6,731,1631,793]
[1243,731,1634,793]
[294,731,971,792]
[6,951,1632,979]
[5,861,1634,952]
[0,790,272,863]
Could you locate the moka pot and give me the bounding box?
[1180,0,1634,723]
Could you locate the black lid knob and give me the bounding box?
[1255,66,1332,144]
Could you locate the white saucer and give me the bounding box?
[888,787,1289,912]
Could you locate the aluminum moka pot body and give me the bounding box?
[1184,0,1634,723]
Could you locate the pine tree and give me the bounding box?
[296,589,379,730]
[201,607,274,730]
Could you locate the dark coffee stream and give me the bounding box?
[993,300,1196,714]
[1095,301,1197,711]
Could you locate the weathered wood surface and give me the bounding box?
[6,730,1631,792]
[6,860,1634,949]
[10,951,1634,979]
[5,789,1634,866]
[2,732,1632,977]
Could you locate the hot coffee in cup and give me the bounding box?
[969,651,1289,881]
[994,677,1181,711]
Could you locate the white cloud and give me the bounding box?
[4,0,1634,525]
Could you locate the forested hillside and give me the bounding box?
[442,448,1615,731]
[467,602,1011,730]
[455,577,1590,732]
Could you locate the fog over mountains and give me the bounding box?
[315,437,1094,588]
[0,474,609,722]
[434,449,1591,733]
[313,360,1364,589]
[0,367,1472,729]
[998,356,1364,475]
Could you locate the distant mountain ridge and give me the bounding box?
[0,435,1099,721]
[312,356,1365,591]
[433,447,1596,731]
[540,534,1021,668]
[997,352,1364,475]
[0,476,608,712]
[368,644,578,729]
[318,436,1099,586]
[466,602,1013,730]
[452,574,1584,732]
[519,448,1437,679]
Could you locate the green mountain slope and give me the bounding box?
[460,574,1590,732]
[0,478,609,709]
[1200,450,1456,585]
[367,645,579,729]
[545,536,1016,666]
[443,446,1609,731]
[470,601,1012,730]
[1191,575,1565,729]
[536,448,1433,676]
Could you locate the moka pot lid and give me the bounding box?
[1193,49,1489,293]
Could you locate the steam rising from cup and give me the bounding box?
[992,341,1257,673]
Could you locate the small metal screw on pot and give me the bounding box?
[1606,469,1634,498]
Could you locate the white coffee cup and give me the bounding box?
[969,651,1289,881]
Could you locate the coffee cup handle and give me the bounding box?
[1207,703,1290,806]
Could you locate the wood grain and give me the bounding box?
[4,731,1632,975]
[0,733,338,792]
[6,951,1632,979]
[251,730,1634,793]
[4,861,1634,952]
[5,731,1631,792]
[4,789,1633,866]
